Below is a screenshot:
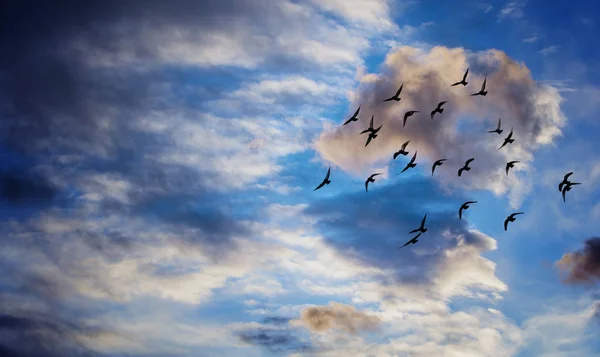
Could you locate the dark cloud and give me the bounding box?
[556,237,600,285]
[237,327,312,353]
[262,316,292,325]
[0,170,57,206]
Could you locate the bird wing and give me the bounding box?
[420,214,427,227]
[558,182,565,192]
[497,118,502,130]
[369,115,374,128]
[401,164,410,173]
[403,116,408,127]
[371,173,382,179]
[458,168,464,177]
[562,187,567,202]
[401,140,410,150]
[431,163,437,175]
[570,182,581,186]
[395,84,404,97]
[409,151,417,164]
[466,158,475,165]
[481,77,487,91]
[507,129,513,139]
[466,201,477,204]
[383,97,394,102]
[498,141,507,150]
[439,101,447,107]
[314,181,326,191]
[463,68,469,81]
[430,110,436,119]
[514,212,524,216]
[504,218,509,231]
[373,124,383,134]
[408,228,420,234]
[505,163,510,175]
[365,180,369,192]
[459,207,463,220]
[393,151,400,160]
[353,106,360,118]
[400,234,420,248]
[324,167,330,180]
[365,135,373,147]
[342,118,355,126]
[451,81,461,86]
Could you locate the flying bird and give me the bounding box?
[403,110,420,127]
[365,124,383,147]
[451,68,469,86]
[561,182,581,202]
[471,77,488,96]
[431,159,446,176]
[504,212,524,231]
[314,167,331,191]
[558,172,574,193]
[365,173,382,192]
[399,151,418,174]
[488,118,503,134]
[360,115,375,135]
[430,101,447,119]
[409,214,428,235]
[383,83,404,102]
[458,158,475,177]
[342,106,361,126]
[506,161,519,175]
[498,128,515,150]
[459,201,477,220]
[399,232,423,248]
[393,140,411,159]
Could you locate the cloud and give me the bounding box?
[522,35,540,43]
[497,0,527,22]
[315,45,566,209]
[236,326,312,353]
[539,45,560,56]
[0,170,58,206]
[556,237,600,285]
[294,302,380,334]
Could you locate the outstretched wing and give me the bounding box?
[365,135,373,147]
[420,214,427,227]
[353,106,360,118]
[504,218,509,231]
[466,158,475,165]
[562,187,567,202]
[365,180,369,192]
[395,84,404,97]
[459,207,463,220]
[409,151,418,164]
[458,168,464,177]
[324,167,330,180]
[314,181,326,191]
[401,140,410,150]
[463,68,469,81]
[497,118,502,130]
[481,77,487,91]
[564,172,573,181]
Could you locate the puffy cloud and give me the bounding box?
[556,237,600,284]
[315,45,566,208]
[294,302,380,334]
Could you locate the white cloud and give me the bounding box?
[497,0,527,22]
[539,46,560,56]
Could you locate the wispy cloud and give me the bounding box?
[497,0,527,22]
[539,45,561,55]
[522,35,540,43]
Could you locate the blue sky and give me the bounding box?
[1,0,599,356]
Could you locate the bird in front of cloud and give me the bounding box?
[430,101,447,119]
[558,172,574,193]
[506,161,519,175]
[399,231,423,248]
[398,151,418,175]
[471,77,488,96]
[561,182,581,202]
[409,214,428,235]
[431,158,446,176]
[498,128,515,150]
[458,158,475,177]
[459,201,477,220]
[342,106,361,126]
[314,167,331,191]
[393,140,411,159]
[451,68,469,86]
[403,110,420,127]
[383,83,403,102]
[365,173,382,192]
[488,118,503,134]
[360,115,383,147]
[504,212,524,231]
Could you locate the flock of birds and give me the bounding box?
[313,68,582,249]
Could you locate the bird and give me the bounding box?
[430,101,447,119]
[314,167,331,191]
[360,115,375,135]
[458,158,475,177]
[365,124,383,147]
[471,77,488,96]
[342,106,360,126]
[488,118,503,134]
[459,201,477,220]
[451,68,469,86]
[393,140,411,159]
[365,173,382,192]
[409,214,428,235]
[506,161,519,175]
[384,83,403,102]
[399,232,423,248]
[403,110,420,127]
[561,182,581,202]
[399,151,417,174]
[558,172,574,193]
[504,212,524,231]
[431,159,446,176]
[498,128,515,150]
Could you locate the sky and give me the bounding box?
[0,0,600,356]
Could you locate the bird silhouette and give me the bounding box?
[360,115,375,135]
[498,128,514,150]
[403,110,420,127]
[342,106,361,126]
[393,140,411,159]
[430,101,447,119]
[458,158,475,177]
[558,172,574,193]
[488,118,503,134]
[365,125,383,147]
[506,161,519,175]
[384,83,404,102]
[409,214,428,234]
[431,159,446,176]
[314,167,331,191]
[451,68,469,86]
[398,150,418,174]
[365,173,382,192]
[399,232,423,248]
[471,77,488,96]
[561,182,581,202]
[459,201,478,220]
[504,212,524,231]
